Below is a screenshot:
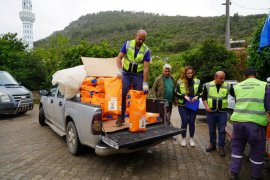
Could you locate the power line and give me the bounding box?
[233,0,270,11]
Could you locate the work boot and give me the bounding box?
[218,147,225,157]
[116,116,124,127]
[206,144,216,152]
[229,172,239,180]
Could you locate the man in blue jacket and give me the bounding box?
[115,29,151,126]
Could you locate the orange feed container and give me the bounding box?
[81,97,91,104]
[96,77,105,85]
[82,77,97,86]
[80,85,97,92]
[102,114,118,121]
[80,90,94,98]
[145,112,161,123]
[129,90,146,132]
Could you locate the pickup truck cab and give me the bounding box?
[0,71,33,114]
[39,85,182,156]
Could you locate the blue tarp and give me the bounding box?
[259,13,270,50]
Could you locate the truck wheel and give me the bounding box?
[66,121,83,155]
[39,106,46,126]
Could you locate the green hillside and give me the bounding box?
[35,11,266,53]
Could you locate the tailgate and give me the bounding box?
[101,124,182,149]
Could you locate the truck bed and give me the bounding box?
[102,123,182,149]
[102,119,129,132]
[102,118,162,132]
[102,98,169,133]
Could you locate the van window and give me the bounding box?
[0,71,19,85]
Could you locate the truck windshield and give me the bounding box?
[0,71,19,86]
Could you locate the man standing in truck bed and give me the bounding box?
[115,29,151,126]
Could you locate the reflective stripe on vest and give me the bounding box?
[177,79,200,104]
[206,81,229,111]
[231,78,267,126]
[123,40,148,73]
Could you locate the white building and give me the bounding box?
[19,0,35,49]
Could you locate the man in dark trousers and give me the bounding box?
[202,71,233,157]
[229,68,270,180]
[115,29,151,126]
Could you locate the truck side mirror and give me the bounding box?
[39,90,48,96]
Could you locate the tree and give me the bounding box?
[182,39,236,83]
[31,34,71,88]
[148,58,164,88]
[231,49,248,81]
[35,11,265,54]
[0,33,46,90]
[60,41,118,69]
[32,36,119,88]
[247,17,270,80]
[0,33,27,71]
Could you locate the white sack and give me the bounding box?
[52,65,87,99]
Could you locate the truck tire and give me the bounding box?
[39,106,46,126]
[66,121,83,155]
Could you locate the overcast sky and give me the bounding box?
[0,0,269,41]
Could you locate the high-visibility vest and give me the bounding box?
[123,40,149,73]
[177,79,200,104]
[206,81,229,111]
[231,78,267,126]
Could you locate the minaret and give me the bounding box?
[19,0,35,49]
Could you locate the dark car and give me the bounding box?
[0,71,33,114]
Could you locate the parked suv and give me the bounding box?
[198,80,237,118]
[0,71,33,114]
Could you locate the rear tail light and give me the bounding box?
[92,113,102,135]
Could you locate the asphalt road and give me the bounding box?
[0,105,269,180]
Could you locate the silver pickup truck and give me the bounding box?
[39,85,182,156]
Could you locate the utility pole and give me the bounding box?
[222,0,231,50]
